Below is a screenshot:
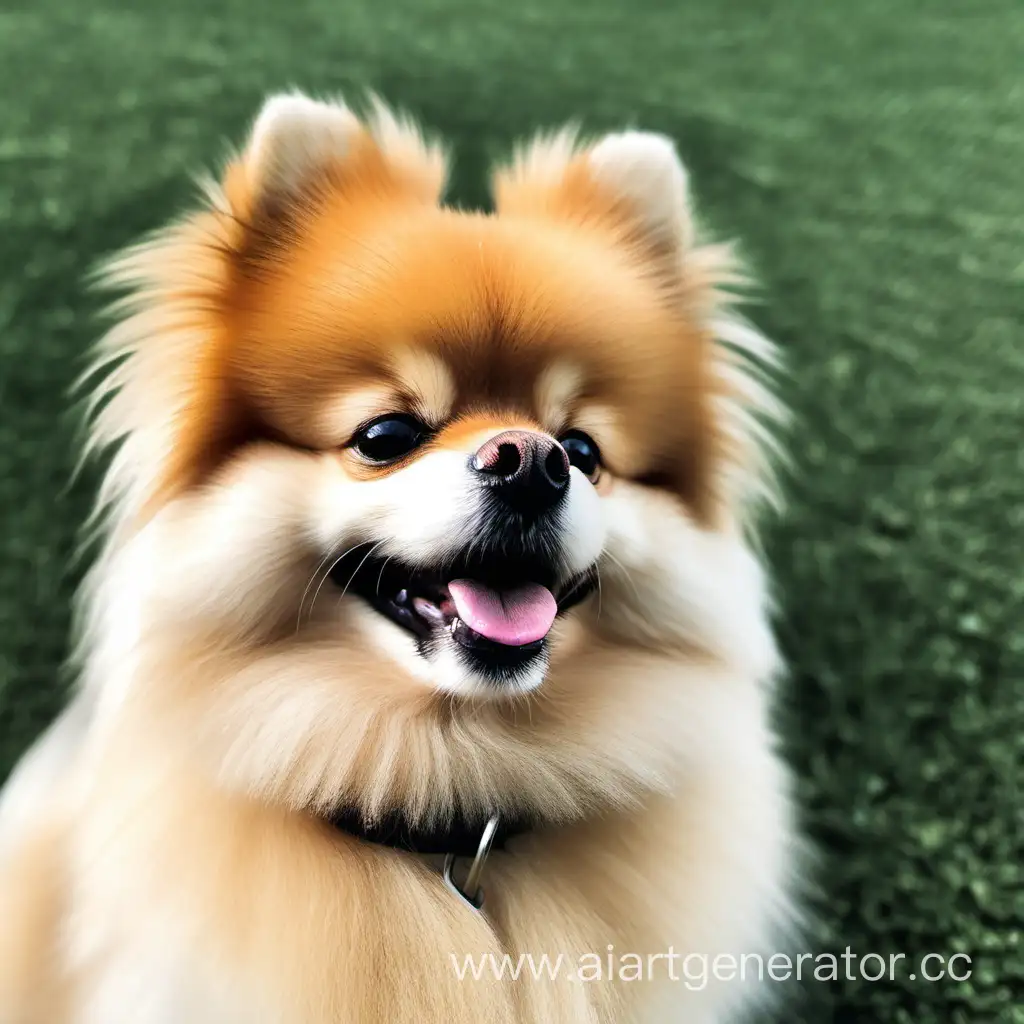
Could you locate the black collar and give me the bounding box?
[328,806,534,858]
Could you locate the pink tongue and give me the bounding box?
[447,580,557,646]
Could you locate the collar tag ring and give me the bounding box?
[443,813,500,912]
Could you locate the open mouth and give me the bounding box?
[328,544,596,671]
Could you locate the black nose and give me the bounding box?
[472,429,570,515]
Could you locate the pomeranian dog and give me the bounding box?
[0,92,797,1023]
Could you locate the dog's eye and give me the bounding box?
[559,430,601,481]
[351,414,428,463]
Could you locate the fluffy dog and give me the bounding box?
[0,92,797,1023]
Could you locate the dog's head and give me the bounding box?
[83,94,781,820]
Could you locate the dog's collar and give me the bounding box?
[328,806,533,856]
[328,807,533,909]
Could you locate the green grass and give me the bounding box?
[1,1,1022,1019]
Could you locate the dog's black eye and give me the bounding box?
[351,414,428,463]
[559,430,601,481]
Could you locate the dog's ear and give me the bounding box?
[493,127,694,263]
[587,131,694,254]
[225,91,448,222]
[245,93,362,206]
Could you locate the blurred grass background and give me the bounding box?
[1,0,1022,1020]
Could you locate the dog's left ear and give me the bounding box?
[493,128,694,263]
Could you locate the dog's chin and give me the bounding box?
[328,542,597,697]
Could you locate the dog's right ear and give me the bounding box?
[224,91,449,223]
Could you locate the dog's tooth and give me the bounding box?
[396,589,409,605]
[412,597,446,627]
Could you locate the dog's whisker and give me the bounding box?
[601,550,642,604]
[375,555,395,598]
[335,540,388,605]
[308,540,381,623]
[297,546,347,631]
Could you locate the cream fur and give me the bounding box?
[0,92,797,1024]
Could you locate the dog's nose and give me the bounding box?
[472,429,570,514]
